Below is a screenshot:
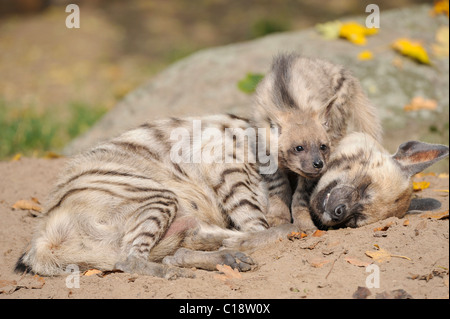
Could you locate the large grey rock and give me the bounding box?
[64,4,448,170]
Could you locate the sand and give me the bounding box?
[0,158,448,300]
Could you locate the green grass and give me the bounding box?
[251,18,290,38]
[237,73,265,94]
[0,100,107,159]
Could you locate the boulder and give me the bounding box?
[64,4,448,170]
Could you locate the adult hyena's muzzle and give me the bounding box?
[318,185,360,226]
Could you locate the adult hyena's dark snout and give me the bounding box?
[322,185,358,224]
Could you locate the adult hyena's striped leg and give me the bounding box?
[263,170,292,227]
[213,164,269,232]
[163,248,255,272]
[115,193,193,278]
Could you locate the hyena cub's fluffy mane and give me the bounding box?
[310,132,449,229]
[253,53,382,231]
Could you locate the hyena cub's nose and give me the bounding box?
[313,159,324,169]
[332,204,346,220]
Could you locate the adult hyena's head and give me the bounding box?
[310,132,449,228]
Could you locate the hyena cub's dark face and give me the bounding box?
[310,132,449,229]
[277,112,331,179]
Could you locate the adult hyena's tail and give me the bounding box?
[14,209,83,276]
[14,252,33,274]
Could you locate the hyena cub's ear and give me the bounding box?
[392,141,449,177]
[320,95,338,129]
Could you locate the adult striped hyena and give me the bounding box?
[309,132,449,229]
[15,114,283,278]
[253,53,382,231]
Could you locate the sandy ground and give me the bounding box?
[0,157,448,300]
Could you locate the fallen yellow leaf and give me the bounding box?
[309,258,331,268]
[287,231,307,240]
[404,97,437,112]
[11,153,22,161]
[431,0,449,17]
[432,26,449,58]
[413,181,431,191]
[365,245,411,263]
[373,220,395,232]
[339,22,378,45]
[43,151,63,159]
[215,264,242,280]
[83,269,102,276]
[392,38,431,64]
[312,229,327,237]
[12,199,42,212]
[315,20,342,40]
[365,248,391,263]
[344,256,371,267]
[420,210,449,220]
[358,50,374,60]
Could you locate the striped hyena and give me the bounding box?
[309,132,449,229]
[15,114,285,278]
[253,53,382,231]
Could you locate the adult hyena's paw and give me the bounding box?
[292,208,318,233]
[218,250,256,272]
[293,217,317,233]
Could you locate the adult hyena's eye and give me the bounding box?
[320,144,328,151]
[294,145,304,152]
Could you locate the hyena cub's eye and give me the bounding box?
[294,145,304,152]
[320,144,328,151]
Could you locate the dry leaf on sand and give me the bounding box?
[214,264,242,281]
[312,230,326,237]
[344,256,371,267]
[287,231,307,240]
[83,269,103,277]
[12,199,42,212]
[420,210,449,220]
[373,221,395,232]
[214,264,242,289]
[365,245,411,263]
[309,258,331,268]
[1,275,45,294]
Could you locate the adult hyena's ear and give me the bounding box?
[407,198,442,214]
[392,141,449,177]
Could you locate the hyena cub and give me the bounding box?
[253,53,382,231]
[309,132,449,229]
[15,114,282,278]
